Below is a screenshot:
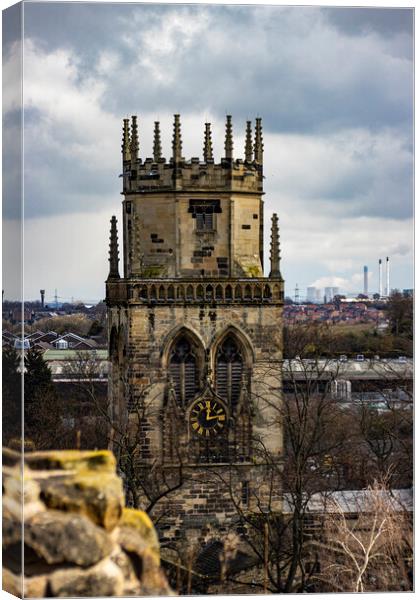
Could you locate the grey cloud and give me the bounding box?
[322,7,413,38]
[21,110,120,219]
[22,4,413,136]
[2,110,22,221]
[391,243,411,257]
[2,4,412,300]
[5,3,412,226]
[108,9,413,136]
[23,155,120,220]
[2,2,22,55]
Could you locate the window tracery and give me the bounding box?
[216,335,244,410]
[168,336,200,406]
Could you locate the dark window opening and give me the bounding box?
[189,199,221,232]
[196,210,214,231]
[169,337,200,406]
[241,481,250,506]
[216,336,244,409]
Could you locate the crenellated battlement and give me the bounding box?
[107,112,282,282]
[121,115,264,195]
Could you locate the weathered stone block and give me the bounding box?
[24,510,113,567]
[2,449,173,597]
[39,471,124,531]
[48,557,125,597]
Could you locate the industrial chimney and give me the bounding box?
[386,257,390,296]
[40,289,45,308]
[363,266,368,295]
[378,259,383,297]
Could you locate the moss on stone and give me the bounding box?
[244,265,261,277]
[40,471,124,531]
[25,450,116,473]
[141,265,166,277]
[120,508,159,553]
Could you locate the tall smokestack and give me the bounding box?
[363,266,368,295]
[379,259,383,297]
[386,256,390,296]
[40,289,45,308]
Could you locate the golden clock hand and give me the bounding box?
[206,413,223,421]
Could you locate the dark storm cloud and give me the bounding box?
[22,4,413,135]
[3,3,412,224]
[22,107,121,219]
[2,2,22,54]
[322,7,413,38]
[23,2,135,55]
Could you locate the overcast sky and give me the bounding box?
[3,2,414,302]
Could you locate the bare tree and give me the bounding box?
[310,481,412,592]
[352,359,413,488]
[63,351,189,514]
[206,324,412,593]
[205,333,352,593]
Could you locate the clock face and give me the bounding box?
[189,399,227,437]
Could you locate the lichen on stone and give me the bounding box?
[2,448,173,597]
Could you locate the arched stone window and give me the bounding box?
[216,335,244,409]
[169,336,200,406]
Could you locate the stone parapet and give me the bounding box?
[2,448,173,598]
[122,159,263,195]
[107,278,284,305]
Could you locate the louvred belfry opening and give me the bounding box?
[216,336,244,410]
[169,337,199,405]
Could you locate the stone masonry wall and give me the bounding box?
[109,302,283,457]
[2,448,173,598]
[107,301,283,542]
[148,464,283,547]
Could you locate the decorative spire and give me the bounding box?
[254,117,263,164]
[224,115,233,161]
[203,123,213,162]
[172,114,183,162]
[130,115,139,168]
[269,213,281,278]
[108,216,120,280]
[245,120,253,162]
[153,121,162,162]
[122,118,131,163]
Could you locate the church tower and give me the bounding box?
[106,114,284,543]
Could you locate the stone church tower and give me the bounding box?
[106,115,284,544]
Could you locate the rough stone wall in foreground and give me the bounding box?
[2,448,173,598]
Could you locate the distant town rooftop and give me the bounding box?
[283,489,413,514]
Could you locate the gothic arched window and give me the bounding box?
[169,336,200,406]
[216,336,244,409]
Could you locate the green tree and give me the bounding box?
[24,348,62,448]
[387,292,413,339]
[88,320,103,336]
[24,348,54,399]
[2,346,22,444]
